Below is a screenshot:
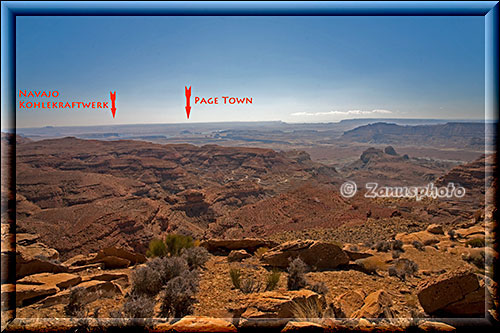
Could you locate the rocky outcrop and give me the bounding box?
[200,239,278,255]
[232,290,325,323]
[16,284,58,307]
[281,321,324,332]
[426,224,444,235]
[227,250,251,262]
[334,290,366,317]
[417,270,485,316]
[260,240,349,270]
[396,231,440,246]
[17,273,81,289]
[352,290,394,318]
[16,238,68,279]
[170,316,237,332]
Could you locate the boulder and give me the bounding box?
[90,247,146,265]
[67,263,104,273]
[417,270,485,316]
[17,272,81,289]
[335,290,366,317]
[16,251,68,279]
[39,280,122,307]
[16,284,58,307]
[343,250,373,261]
[88,273,128,282]
[63,253,97,267]
[426,224,444,235]
[396,231,440,246]
[88,255,130,269]
[418,321,456,332]
[200,239,278,254]
[281,321,324,332]
[227,250,251,262]
[170,316,237,332]
[352,290,394,318]
[232,290,325,321]
[260,240,349,270]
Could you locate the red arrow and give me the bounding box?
[185,86,191,119]
[110,91,117,118]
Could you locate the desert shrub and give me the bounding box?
[290,297,326,321]
[309,281,329,296]
[121,294,155,318]
[392,250,402,259]
[165,234,194,256]
[255,247,269,258]
[287,257,308,290]
[412,240,425,251]
[146,238,167,258]
[391,240,404,252]
[147,256,189,286]
[265,269,281,291]
[131,265,163,296]
[64,287,87,317]
[240,277,262,294]
[388,258,419,281]
[159,270,199,318]
[464,250,485,268]
[181,246,210,269]
[466,238,485,248]
[229,268,241,289]
[375,241,391,252]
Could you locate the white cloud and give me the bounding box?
[291,109,393,117]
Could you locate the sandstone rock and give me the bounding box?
[352,290,394,318]
[335,290,366,317]
[67,263,104,273]
[417,269,484,316]
[200,239,278,254]
[90,247,146,265]
[89,255,130,269]
[17,272,81,289]
[63,253,97,267]
[88,272,128,282]
[16,251,68,279]
[260,240,349,270]
[232,290,325,321]
[426,224,444,235]
[418,321,456,332]
[342,245,373,261]
[170,316,237,332]
[396,231,440,246]
[227,250,251,262]
[39,280,122,307]
[354,256,388,274]
[281,321,324,332]
[16,284,58,307]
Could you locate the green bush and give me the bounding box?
[146,238,167,258]
[265,270,281,291]
[229,268,241,289]
[165,234,194,256]
[466,238,485,248]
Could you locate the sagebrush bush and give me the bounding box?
[265,270,281,291]
[287,257,308,290]
[240,277,262,294]
[64,287,88,317]
[229,268,241,289]
[466,238,485,248]
[309,281,329,296]
[181,246,210,269]
[165,234,194,256]
[147,256,189,286]
[392,250,402,259]
[146,238,167,258]
[131,265,163,296]
[412,240,425,251]
[391,240,404,252]
[388,258,419,281]
[121,293,155,318]
[448,229,457,241]
[374,241,391,252]
[159,270,199,318]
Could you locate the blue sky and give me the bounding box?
[15,15,485,127]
